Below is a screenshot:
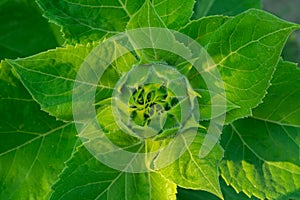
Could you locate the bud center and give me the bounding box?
[129,84,179,127]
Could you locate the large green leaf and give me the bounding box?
[4,43,138,122]
[180,10,299,123]
[50,145,177,200]
[158,133,224,199]
[192,0,261,19]
[5,44,95,121]
[0,0,61,60]
[0,62,77,199]
[204,9,299,123]
[220,60,300,199]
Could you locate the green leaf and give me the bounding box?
[0,62,77,199]
[192,0,262,19]
[204,9,299,123]
[4,42,138,122]
[180,10,300,123]
[158,133,224,199]
[177,178,259,200]
[126,0,195,64]
[0,0,61,60]
[150,0,195,29]
[4,44,95,122]
[127,0,194,30]
[36,0,144,44]
[126,1,166,29]
[220,60,300,199]
[50,145,177,200]
[221,121,300,199]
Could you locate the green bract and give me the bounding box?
[0,0,299,200]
